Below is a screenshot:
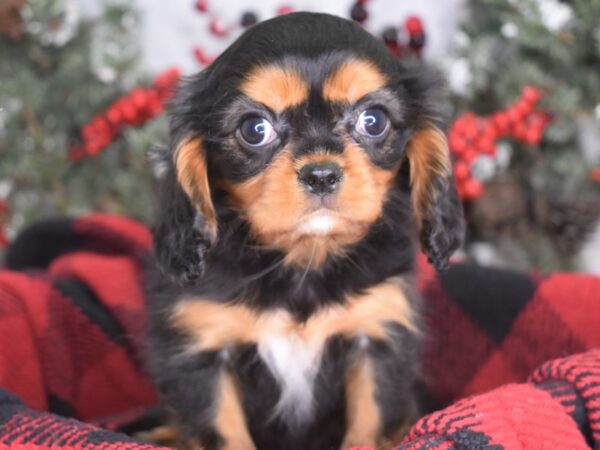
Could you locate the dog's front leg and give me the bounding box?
[157,353,255,450]
[201,371,256,450]
[341,356,381,449]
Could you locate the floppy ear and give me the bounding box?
[153,137,217,284]
[406,126,465,270]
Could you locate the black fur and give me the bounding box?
[420,174,465,271]
[146,12,464,450]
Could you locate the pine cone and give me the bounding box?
[468,172,536,239]
[544,193,600,256]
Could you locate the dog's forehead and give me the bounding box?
[238,55,390,112]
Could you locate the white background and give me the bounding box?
[130,0,465,74]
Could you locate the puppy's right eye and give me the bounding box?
[238,116,277,147]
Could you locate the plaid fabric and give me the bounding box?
[0,214,598,449]
[0,215,157,426]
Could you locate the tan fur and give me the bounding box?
[170,277,416,353]
[240,65,309,112]
[322,59,388,103]
[174,138,217,241]
[214,373,256,450]
[219,142,399,267]
[406,127,451,227]
[134,425,183,448]
[341,360,380,449]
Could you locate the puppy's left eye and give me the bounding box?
[239,116,277,147]
[356,108,389,138]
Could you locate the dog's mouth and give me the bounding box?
[297,209,339,236]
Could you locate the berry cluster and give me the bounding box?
[350,1,426,56]
[193,1,295,67]
[192,1,426,66]
[382,15,426,57]
[450,86,550,201]
[69,68,180,161]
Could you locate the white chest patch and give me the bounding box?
[257,333,322,427]
[298,211,336,236]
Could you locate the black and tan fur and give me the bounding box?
[146,12,464,450]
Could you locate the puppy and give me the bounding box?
[146,12,464,450]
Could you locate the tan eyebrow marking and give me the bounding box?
[322,59,388,103]
[240,65,309,112]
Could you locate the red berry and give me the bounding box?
[154,68,181,88]
[106,106,123,126]
[453,161,470,180]
[209,18,229,37]
[522,85,542,105]
[506,106,524,124]
[81,123,95,141]
[515,100,531,118]
[464,123,480,141]
[480,119,496,137]
[68,145,85,162]
[97,116,112,135]
[525,128,542,145]
[146,90,163,116]
[195,48,215,66]
[463,148,478,163]
[131,88,148,111]
[195,0,208,12]
[458,112,477,125]
[404,15,423,35]
[527,111,546,129]
[449,134,467,154]
[85,140,103,156]
[277,5,294,15]
[386,42,402,58]
[452,112,477,134]
[478,137,496,155]
[96,128,112,147]
[121,101,139,125]
[194,47,211,66]
[591,168,600,183]
[492,112,510,135]
[464,178,483,200]
[512,122,528,141]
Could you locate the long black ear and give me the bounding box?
[153,137,217,284]
[406,126,465,270]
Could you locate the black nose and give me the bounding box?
[298,162,343,196]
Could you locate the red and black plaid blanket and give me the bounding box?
[0,214,599,449]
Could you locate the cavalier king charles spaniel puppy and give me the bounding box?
[146,11,464,450]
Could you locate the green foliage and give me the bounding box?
[0,0,164,238]
[454,0,600,270]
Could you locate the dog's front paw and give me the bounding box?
[157,227,211,286]
[341,436,376,450]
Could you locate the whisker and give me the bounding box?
[294,240,317,293]
[243,257,285,282]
